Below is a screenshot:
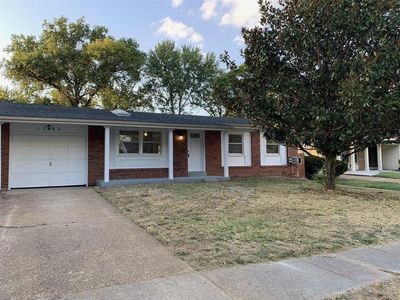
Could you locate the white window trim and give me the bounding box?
[260,133,288,166]
[265,140,280,157]
[228,133,245,156]
[117,129,163,157]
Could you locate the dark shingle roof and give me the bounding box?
[0,101,250,128]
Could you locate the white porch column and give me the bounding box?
[104,126,110,183]
[168,129,174,180]
[350,150,356,172]
[364,147,370,172]
[377,144,383,171]
[223,131,229,178]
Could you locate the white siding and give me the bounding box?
[259,133,288,166]
[109,127,169,169]
[382,145,400,170]
[221,131,252,167]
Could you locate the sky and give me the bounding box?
[0,0,270,87]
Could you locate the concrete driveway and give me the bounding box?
[0,188,217,299]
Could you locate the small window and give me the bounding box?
[143,131,161,154]
[266,140,280,154]
[119,131,139,154]
[229,134,243,154]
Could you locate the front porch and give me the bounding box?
[101,127,231,186]
[347,144,400,174]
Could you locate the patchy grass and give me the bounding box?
[98,177,400,270]
[374,171,400,180]
[337,179,400,191]
[333,275,400,300]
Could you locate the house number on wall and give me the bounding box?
[39,125,61,132]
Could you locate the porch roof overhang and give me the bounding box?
[0,101,253,130]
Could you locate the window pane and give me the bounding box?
[229,134,242,143]
[266,144,279,154]
[229,144,242,153]
[143,131,161,142]
[119,131,139,153]
[143,142,161,154]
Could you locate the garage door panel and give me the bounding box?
[12,135,32,158]
[11,132,87,188]
[69,146,86,159]
[50,146,69,159]
[50,160,68,172]
[31,160,50,173]
[32,135,50,145]
[30,173,50,187]
[69,160,86,172]
[11,160,31,173]
[10,173,30,188]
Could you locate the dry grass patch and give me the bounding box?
[333,275,400,300]
[98,177,400,270]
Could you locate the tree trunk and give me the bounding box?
[325,156,336,190]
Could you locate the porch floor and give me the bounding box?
[96,176,229,188]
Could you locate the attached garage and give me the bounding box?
[9,123,87,188]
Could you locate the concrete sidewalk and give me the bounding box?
[59,241,399,300]
[204,241,399,300]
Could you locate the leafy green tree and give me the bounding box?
[223,0,400,190]
[2,17,146,108]
[143,40,221,114]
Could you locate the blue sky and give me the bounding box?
[0,0,268,86]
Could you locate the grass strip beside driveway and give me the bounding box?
[337,178,400,191]
[98,177,400,270]
[374,171,400,180]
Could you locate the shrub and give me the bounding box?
[305,156,324,179]
[305,155,348,180]
[335,160,348,177]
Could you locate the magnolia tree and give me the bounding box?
[223,0,400,190]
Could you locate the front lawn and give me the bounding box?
[374,171,400,180]
[337,178,400,191]
[333,275,400,300]
[98,177,400,270]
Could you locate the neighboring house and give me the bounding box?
[347,142,400,173]
[0,101,305,190]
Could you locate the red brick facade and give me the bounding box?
[110,168,168,179]
[3,125,304,189]
[1,123,10,190]
[205,131,305,178]
[173,129,188,177]
[88,126,105,186]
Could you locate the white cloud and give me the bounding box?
[171,0,183,8]
[220,0,260,27]
[201,0,218,19]
[157,17,204,45]
[233,34,244,46]
[200,0,279,27]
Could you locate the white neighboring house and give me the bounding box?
[347,142,400,174]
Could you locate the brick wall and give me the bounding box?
[205,130,305,178]
[88,126,105,186]
[110,168,168,179]
[1,123,10,190]
[173,129,188,177]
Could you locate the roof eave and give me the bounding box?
[0,115,253,130]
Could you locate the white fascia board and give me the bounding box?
[0,116,254,131]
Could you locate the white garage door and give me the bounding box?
[10,134,87,188]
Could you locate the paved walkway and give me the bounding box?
[1,188,399,299]
[341,174,400,184]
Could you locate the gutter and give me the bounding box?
[0,115,253,131]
